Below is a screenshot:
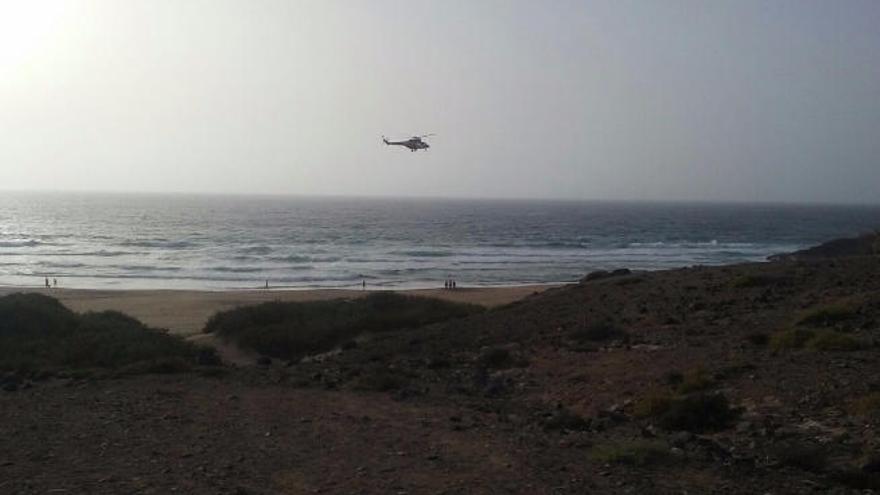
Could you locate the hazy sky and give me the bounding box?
[1,1,878,203]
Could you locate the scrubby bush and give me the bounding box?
[849,392,880,417]
[662,371,684,387]
[0,293,79,338]
[715,362,757,380]
[731,274,789,288]
[615,276,644,286]
[798,303,859,328]
[353,366,408,392]
[591,440,671,466]
[0,293,205,374]
[477,346,527,369]
[676,367,714,394]
[633,390,674,418]
[771,441,829,473]
[570,321,626,343]
[771,328,816,350]
[656,393,739,433]
[771,327,863,352]
[745,332,770,346]
[544,407,590,431]
[830,470,880,490]
[479,347,513,369]
[204,292,483,361]
[806,329,863,351]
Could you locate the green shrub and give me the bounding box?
[798,303,859,328]
[0,293,205,374]
[770,328,816,350]
[204,292,483,361]
[591,440,671,466]
[806,329,863,351]
[0,293,78,339]
[657,393,739,433]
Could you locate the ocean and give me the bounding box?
[0,192,878,290]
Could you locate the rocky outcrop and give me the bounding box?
[580,268,632,283]
[769,231,880,261]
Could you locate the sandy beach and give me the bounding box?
[0,284,561,337]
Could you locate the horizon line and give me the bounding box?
[2,187,880,209]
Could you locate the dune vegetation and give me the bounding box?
[203,292,483,361]
[0,293,212,374]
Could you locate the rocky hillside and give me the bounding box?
[770,231,880,261]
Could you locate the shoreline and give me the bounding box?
[0,280,571,292]
[0,284,564,336]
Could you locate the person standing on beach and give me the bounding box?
[362,279,366,290]
[53,278,57,287]
[45,277,50,288]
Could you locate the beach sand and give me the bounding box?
[0,284,562,337]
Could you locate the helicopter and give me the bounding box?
[382,134,433,152]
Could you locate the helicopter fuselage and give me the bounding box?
[383,137,430,151]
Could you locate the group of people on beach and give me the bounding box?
[444,278,457,290]
[43,277,57,288]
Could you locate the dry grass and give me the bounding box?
[590,440,672,466]
[676,367,715,394]
[797,302,860,328]
[849,392,880,417]
[771,327,864,352]
[806,329,863,351]
[632,389,674,418]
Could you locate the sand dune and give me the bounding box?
[0,285,561,336]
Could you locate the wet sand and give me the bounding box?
[0,285,562,336]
